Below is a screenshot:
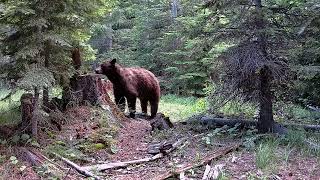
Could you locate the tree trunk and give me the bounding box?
[253,0,275,133]
[32,87,40,138]
[43,87,49,107]
[43,42,50,107]
[258,67,275,133]
[171,0,178,18]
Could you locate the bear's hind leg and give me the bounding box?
[150,100,158,119]
[140,99,148,115]
[127,97,137,118]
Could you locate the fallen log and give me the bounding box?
[153,143,240,180]
[16,147,43,167]
[186,116,320,151]
[83,138,187,172]
[52,153,101,180]
[185,116,320,132]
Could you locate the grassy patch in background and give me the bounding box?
[274,102,320,124]
[0,108,21,125]
[216,100,257,118]
[159,94,208,122]
[0,90,24,125]
[159,94,320,124]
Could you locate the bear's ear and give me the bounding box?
[110,58,116,65]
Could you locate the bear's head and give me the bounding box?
[95,58,120,82]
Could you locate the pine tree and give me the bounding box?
[0,0,115,137]
[205,0,319,132]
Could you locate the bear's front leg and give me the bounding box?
[127,96,136,118]
[114,91,126,112]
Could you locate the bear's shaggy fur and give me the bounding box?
[96,59,160,118]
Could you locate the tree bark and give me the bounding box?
[43,42,51,107]
[258,67,275,133]
[171,0,178,18]
[253,0,275,133]
[62,74,102,108]
[32,87,39,138]
[43,87,49,107]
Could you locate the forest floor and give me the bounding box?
[0,105,320,180]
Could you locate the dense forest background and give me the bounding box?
[0,1,320,179]
[90,0,320,106]
[0,0,319,132]
[0,0,318,127]
[1,0,319,105]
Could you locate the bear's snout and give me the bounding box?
[95,67,102,74]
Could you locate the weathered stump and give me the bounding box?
[150,113,174,131]
[59,73,128,123]
[62,74,101,108]
[20,93,35,133]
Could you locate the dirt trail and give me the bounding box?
[1,105,319,180]
[111,119,152,162]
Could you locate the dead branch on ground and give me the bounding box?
[153,143,240,180]
[83,138,187,172]
[16,147,43,166]
[83,153,163,172]
[52,153,101,180]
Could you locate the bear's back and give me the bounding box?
[121,67,160,99]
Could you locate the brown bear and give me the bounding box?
[95,59,160,118]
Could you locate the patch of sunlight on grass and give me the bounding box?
[159,94,208,122]
[274,102,320,124]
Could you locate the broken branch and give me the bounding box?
[154,143,240,180]
[52,153,101,180]
[83,138,187,172]
[83,153,163,172]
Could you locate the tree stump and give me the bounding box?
[63,74,102,108]
[150,113,174,131]
[20,93,35,133]
[60,73,128,122]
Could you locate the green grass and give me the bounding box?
[0,108,21,125]
[217,100,257,118]
[274,102,320,124]
[158,94,320,124]
[255,139,278,169]
[159,94,208,122]
[0,92,22,125]
[0,90,24,125]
